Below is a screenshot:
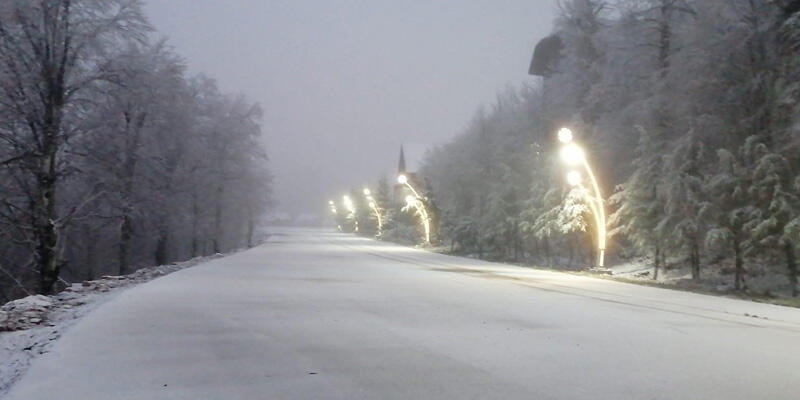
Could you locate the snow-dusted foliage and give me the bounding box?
[0,1,272,300]
[417,0,800,295]
[608,127,666,279]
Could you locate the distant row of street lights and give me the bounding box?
[327,173,431,244]
[327,128,605,264]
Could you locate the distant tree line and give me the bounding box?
[416,0,800,296]
[0,0,272,301]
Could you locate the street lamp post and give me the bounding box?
[398,174,431,244]
[363,188,383,235]
[558,128,606,267]
[343,195,358,232]
[404,195,431,244]
[328,200,337,214]
[328,200,342,232]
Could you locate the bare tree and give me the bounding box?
[0,0,149,293]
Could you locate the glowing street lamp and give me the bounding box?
[404,195,431,244]
[558,127,574,143]
[363,188,383,234]
[343,195,358,232]
[397,174,423,198]
[327,200,342,232]
[342,195,355,214]
[558,128,606,267]
[398,174,431,244]
[566,171,603,254]
[566,170,582,187]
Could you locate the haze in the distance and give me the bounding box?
[143,0,556,217]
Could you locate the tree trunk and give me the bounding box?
[118,212,133,275]
[543,237,551,267]
[785,241,798,297]
[191,191,200,257]
[567,235,575,269]
[35,176,60,293]
[513,222,520,261]
[213,183,224,254]
[734,237,745,291]
[36,107,63,294]
[657,0,673,79]
[653,246,660,280]
[23,1,75,294]
[246,211,255,249]
[691,242,700,280]
[84,226,97,281]
[117,112,146,275]
[154,227,169,266]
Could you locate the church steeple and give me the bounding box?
[398,145,407,174]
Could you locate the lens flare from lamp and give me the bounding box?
[405,195,416,206]
[560,144,584,165]
[343,195,355,214]
[363,188,371,196]
[397,174,408,184]
[558,128,574,144]
[566,171,582,186]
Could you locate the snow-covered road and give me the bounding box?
[5,228,800,399]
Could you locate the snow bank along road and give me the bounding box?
[5,228,800,400]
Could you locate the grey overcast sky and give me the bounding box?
[143,0,557,216]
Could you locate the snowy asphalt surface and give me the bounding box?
[5,228,800,399]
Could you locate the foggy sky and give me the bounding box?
[143,0,556,216]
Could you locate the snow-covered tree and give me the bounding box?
[609,127,666,279]
[704,146,759,291]
[0,0,149,293]
[0,3,273,299]
[745,136,799,296]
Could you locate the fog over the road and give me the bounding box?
[143,0,556,216]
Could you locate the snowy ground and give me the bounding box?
[4,228,800,399]
[0,254,223,396]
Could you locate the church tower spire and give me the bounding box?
[398,145,407,174]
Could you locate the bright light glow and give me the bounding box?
[556,128,606,267]
[398,176,430,244]
[567,171,582,186]
[362,187,383,235]
[403,195,430,244]
[342,195,355,214]
[560,144,585,165]
[558,127,574,144]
